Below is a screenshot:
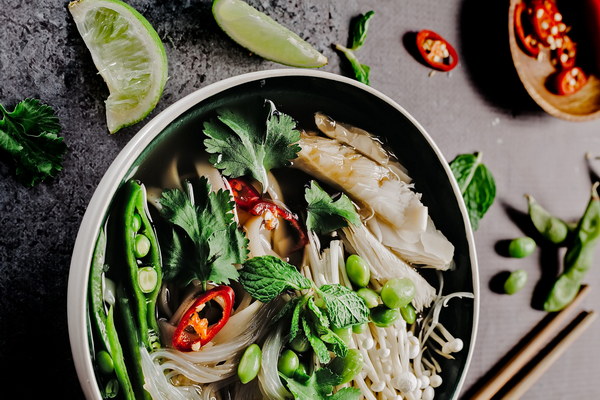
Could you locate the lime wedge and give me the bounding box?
[69,0,168,133]
[212,0,327,68]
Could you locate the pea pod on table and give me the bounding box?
[109,180,163,350]
[526,194,571,244]
[544,183,600,312]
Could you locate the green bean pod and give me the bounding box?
[89,227,135,399]
[116,180,163,350]
[544,183,600,312]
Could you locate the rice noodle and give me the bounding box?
[257,324,290,399]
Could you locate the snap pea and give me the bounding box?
[504,269,528,295]
[237,344,262,384]
[111,180,163,350]
[544,183,600,312]
[508,237,536,258]
[526,194,570,244]
[106,305,136,400]
[345,254,371,287]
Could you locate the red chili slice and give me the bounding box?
[552,35,576,69]
[172,286,235,352]
[415,30,459,72]
[228,178,261,209]
[530,1,563,47]
[553,66,587,95]
[514,3,541,57]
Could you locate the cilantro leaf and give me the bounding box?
[305,180,361,234]
[449,152,496,230]
[349,10,375,51]
[318,284,369,329]
[203,101,301,191]
[0,98,67,186]
[159,178,248,285]
[238,255,312,302]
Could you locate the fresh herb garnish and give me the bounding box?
[280,368,361,400]
[305,180,361,234]
[334,11,375,85]
[238,255,312,302]
[159,178,248,286]
[0,98,67,186]
[449,152,496,230]
[317,284,369,329]
[203,100,301,192]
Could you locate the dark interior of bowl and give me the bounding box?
[120,75,475,399]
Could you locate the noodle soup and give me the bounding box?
[76,72,477,400]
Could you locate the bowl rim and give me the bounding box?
[67,68,480,400]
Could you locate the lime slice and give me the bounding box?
[69,0,168,133]
[212,0,327,68]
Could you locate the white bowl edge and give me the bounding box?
[67,68,480,400]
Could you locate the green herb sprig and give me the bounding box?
[305,180,361,234]
[0,98,67,186]
[334,11,375,85]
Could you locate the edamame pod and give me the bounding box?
[526,194,570,244]
[544,183,600,311]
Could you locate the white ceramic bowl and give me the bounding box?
[68,69,479,399]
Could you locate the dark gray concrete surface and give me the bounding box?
[1,0,599,398]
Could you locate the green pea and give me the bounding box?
[400,303,417,324]
[237,344,262,384]
[96,350,114,374]
[370,306,400,327]
[503,269,528,295]
[333,326,352,344]
[345,254,370,287]
[133,234,151,258]
[380,278,415,309]
[138,266,158,293]
[278,349,299,378]
[352,323,367,334]
[327,349,364,384]
[508,237,536,258]
[131,213,142,232]
[290,335,310,353]
[356,287,380,308]
[103,378,119,398]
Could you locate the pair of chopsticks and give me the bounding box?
[470,284,596,399]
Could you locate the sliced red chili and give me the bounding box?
[553,66,587,95]
[172,286,235,352]
[515,3,541,57]
[551,35,576,69]
[227,178,308,250]
[415,30,458,72]
[530,1,563,48]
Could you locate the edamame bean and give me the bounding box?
[290,335,310,353]
[345,254,370,287]
[370,306,400,327]
[400,303,417,324]
[504,269,528,295]
[508,237,536,258]
[357,287,380,308]
[96,350,114,374]
[278,349,299,378]
[237,344,262,384]
[352,323,367,334]
[380,278,415,309]
[134,234,151,258]
[328,349,364,384]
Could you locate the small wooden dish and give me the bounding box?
[509,0,600,121]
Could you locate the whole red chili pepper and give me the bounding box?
[172,286,235,352]
[415,30,458,72]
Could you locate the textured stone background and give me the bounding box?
[1,0,600,398]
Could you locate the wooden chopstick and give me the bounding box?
[470,284,591,400]
[500,310,596,399]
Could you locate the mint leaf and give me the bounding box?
[305,180,360,234]
[302,317,331,364]
[349,11,375,50]
[0,98,67,186]
[289,296,309,342]
[318,284,369,329]
[239,255,312,302]
[449,152,496,230]
[280,368,361,400]
[203,101,301,191]
[159,178,248,285]
[334,44,370,85]
[330,388,362,400]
